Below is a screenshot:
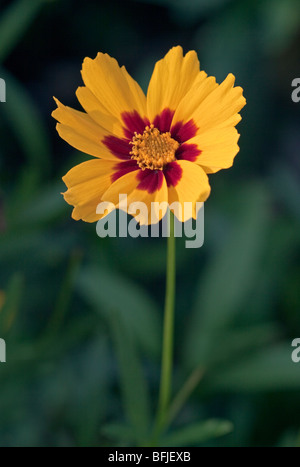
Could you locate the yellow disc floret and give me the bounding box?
[130,124,179,170]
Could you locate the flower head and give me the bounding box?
[52,46,246,225]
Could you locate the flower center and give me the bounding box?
[130,124,179,170]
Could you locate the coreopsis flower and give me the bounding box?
[53,46,246,225]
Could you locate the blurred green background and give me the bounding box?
[0,0,300,447]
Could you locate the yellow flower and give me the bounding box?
[52,46,246,225]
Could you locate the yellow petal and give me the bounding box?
[63,159,117,223]
[81,53,147,121]
[188,126,241,173]
[102,170,168,225]
[167,161,211,221]
[173,73,246,135]
[52,98,124,160]
[76,87,124,138]
[172,76,218,126]
[147,46,206,121]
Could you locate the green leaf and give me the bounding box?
[259,0,300,54]
[184,184,270,368]
[46,250,83,336]
[9,182,67,229]
[0,0,50,63]
[0,273,23,335]
[198,324,279,370]
[161,419,233,446]
[0,69,51,178]
[0,230,72,264]
[270,164,300,222]
[109,309,151,445]
[102,423,135,444]
[77,266,161,357]
[205,344,300,393]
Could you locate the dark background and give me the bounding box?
[0,0,300,447]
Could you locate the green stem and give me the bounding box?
[167,367,204,427]
[155,211,176,436]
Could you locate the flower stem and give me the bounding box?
[155,211,176,435]
[167,367,204,426]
